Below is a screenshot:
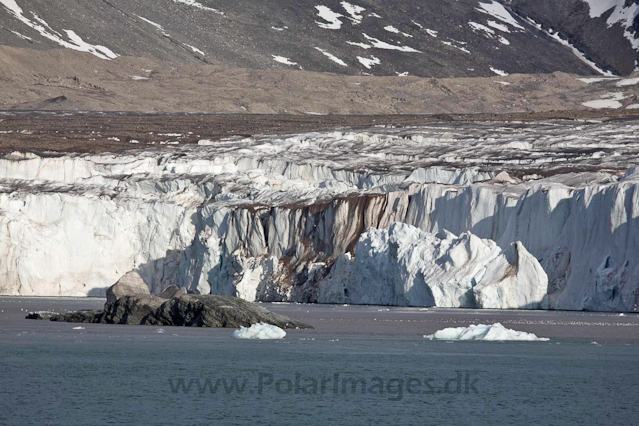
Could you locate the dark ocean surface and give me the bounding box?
[1,297,638,425]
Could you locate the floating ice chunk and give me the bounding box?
[425,323,549,341]
[232,322,287,339]
[315,5,344,30]
[72,326,85,330]
[476,1,524,30]
[315,47,348,66]
[490,67,509,76]
[272,55,297,66]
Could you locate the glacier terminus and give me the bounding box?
[1,118,638,312]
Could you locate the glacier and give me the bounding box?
[1,119,638,312]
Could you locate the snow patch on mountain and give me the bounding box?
[357,55,380,69]
[487,20,510,33]
[524,16,615,76]
[10,30,31,41]
[362,33,421,52]
[582,92,627,109]
[0,0,118,59]
[315,5,344,30]
[490,67,508,76]
[341,1,365,24]
[441,41,470,54]
[616,77,639,87]
[347,41,371,49]
[315,47,348,66]
[384,26,412,38]
[185,44,205,56]
[582,0,639,52]
[136,15,170,37]
[476,1,525,30]
[469,22,495,37]
[272,55,297,66]
[172,0,224,15]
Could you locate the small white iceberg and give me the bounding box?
[232,322,286,339]
[424,323,548,341]
[72,326,85,330]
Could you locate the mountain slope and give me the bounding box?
[0,0,607,77]
[510,0,639,76]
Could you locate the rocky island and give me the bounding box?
[26,272,311,329]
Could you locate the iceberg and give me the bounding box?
[424,323,549,341]
[232,322,287,339]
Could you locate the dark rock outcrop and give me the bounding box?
[100,295,165,325]
[26,294,312,329]
[145,295,309,328]
[157,285,188,299]
[50,310,103,323]
[25,311,60,320]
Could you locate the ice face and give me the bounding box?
[232,322,287,339]
[0,120,638,312]
[424,323,549,341]
[318,223,550,309]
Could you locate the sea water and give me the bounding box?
[1,297,638,425]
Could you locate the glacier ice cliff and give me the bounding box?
[318,223,549,309]
[1,119,638,312]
